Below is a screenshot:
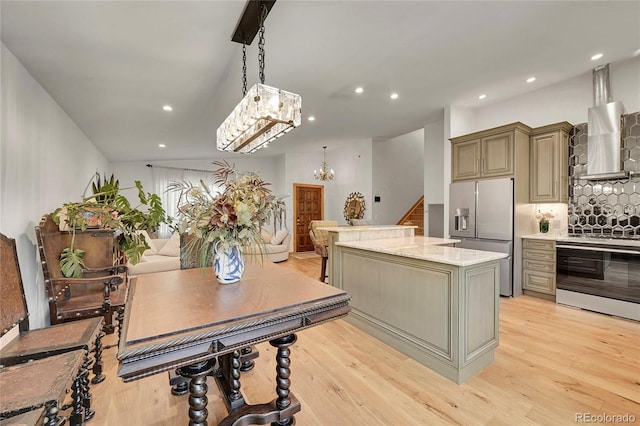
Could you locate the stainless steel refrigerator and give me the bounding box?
[449,178,514,296]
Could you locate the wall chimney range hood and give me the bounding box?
[579,64,627,181]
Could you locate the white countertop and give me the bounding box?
[319,225,417,232]
[521,233,561,241]
[335,236,507,267]
[523,233,640,248]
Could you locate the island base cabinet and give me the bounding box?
[335,248,499,384]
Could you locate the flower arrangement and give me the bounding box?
[536,209,555,233]
[169,160,284,269]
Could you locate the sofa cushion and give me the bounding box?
[158,233,180,257]
[138,230,158,255]
[128,255,180,275]
[261,229,272,244]
[270,229,288,245]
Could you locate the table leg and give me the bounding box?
[177,359,216,426]
[270,334,298,426]
[81,351,95,421]
[216,334,301,426]
[91,330,106,384]
[67,371,83,426]
[240,347,255,372]
[43,403,64,426]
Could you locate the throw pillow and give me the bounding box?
[158,233,181,257]
[138,230,158,255]
[261,229,272,244]
[270,229,288,246]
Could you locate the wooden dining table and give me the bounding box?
[117,261,351,426]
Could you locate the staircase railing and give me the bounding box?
[397,196,424,236]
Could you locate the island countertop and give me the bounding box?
[319,225,417,232]
[335,236,507,267]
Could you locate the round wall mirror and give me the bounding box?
[343,192,366,221]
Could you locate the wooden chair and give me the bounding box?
[309,220,337,282]
[35,214,127,335]
[0,350,87,425]
[1,232,106,423]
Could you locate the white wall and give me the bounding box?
[473,57,640,131]
[443,105,476,237]
[111,156,283,209]
[372,130,424,225]
[284,140,373,229]
[113,143,371,250]
[424,118,445,236]
[1,43,110,330]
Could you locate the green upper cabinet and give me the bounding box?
[529,122,573,203]
[451,122,531,182]
[451,138,481,181]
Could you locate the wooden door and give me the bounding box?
[293,184,324,252]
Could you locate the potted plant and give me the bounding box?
[536,209,555,234]
[169,160,284,284]
[52,174,167,277]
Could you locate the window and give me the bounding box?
[151,166,220,238]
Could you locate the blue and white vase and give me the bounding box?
[213,242,245,284]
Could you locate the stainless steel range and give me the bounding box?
[555,235,640,321]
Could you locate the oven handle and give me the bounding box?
[555,244,640,255]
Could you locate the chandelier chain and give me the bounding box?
[258,2,266,84]
[241,43,247,96]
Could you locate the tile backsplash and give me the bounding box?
[568,111,640,237]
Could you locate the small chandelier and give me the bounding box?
[314,146,335,181]
[216,0,302,154]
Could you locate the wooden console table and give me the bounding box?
[117,262,350,425]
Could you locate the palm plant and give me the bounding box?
[52,174,167,277]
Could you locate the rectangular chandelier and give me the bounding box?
[216,83,302,154]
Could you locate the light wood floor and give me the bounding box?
[88,257,640,425]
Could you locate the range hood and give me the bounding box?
[580,64,627,181]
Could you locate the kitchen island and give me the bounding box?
[328,233,506,384]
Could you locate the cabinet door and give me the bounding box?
[481,132,513,178]
[559,131,569,202]
[452,139,480,181]
[530,132,559,202]
[523,270,556,294]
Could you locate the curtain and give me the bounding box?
[151,166,221,238]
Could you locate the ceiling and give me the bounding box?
[2,1,639,163]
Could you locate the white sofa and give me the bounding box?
[127,229,290,275]
[260,229,291,263]
[126,232,181,275]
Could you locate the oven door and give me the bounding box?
[556,245,640,304]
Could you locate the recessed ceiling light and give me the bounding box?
[590,53,603,61]
[390,92,399,100]
[526,77,536,83]
[478,94,487,100]
[308,116,316,122]
[158,144,166,148]
[162,105,173,112]
[355,87,364,94]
